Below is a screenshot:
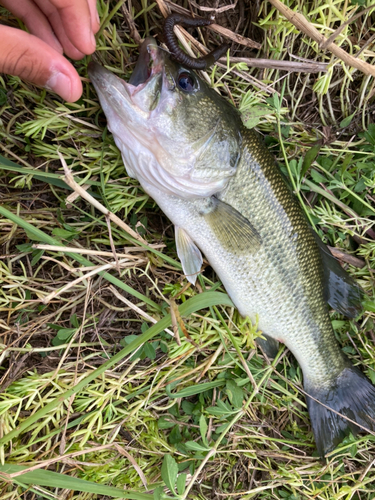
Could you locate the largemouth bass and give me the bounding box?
[88,39,375,457]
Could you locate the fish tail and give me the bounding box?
[305,365,375,458]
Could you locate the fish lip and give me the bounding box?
[131,43,165,97]
[88,38,165,101]
[128,37,166,89]
[87,60,139,100]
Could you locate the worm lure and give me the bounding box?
[163,13,228,70]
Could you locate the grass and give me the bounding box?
[1,0,375,498]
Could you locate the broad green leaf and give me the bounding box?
[52,227,79,239]
[31,249,44,266]
[184,441,210,452]
[181,401,195,415]
[0,89,7,105]
[363,300,375,313]
[332,320,346,330]
[158,416,175,429]
[143,342,156,360]
[301,144,321,179]
[242,105,271,129]
[340,112,355,128]
[153,486,164,500]
[56,328,76,340]
[206,403,236,417]
[349,443,357,457]
[310,169,327,184]
[364,123,375,146]
[169,425,182,445]
[199,414,208,445]
[226,379,243,408]
[16,243,34,252]
[340,153,353,175]
[161,454,178,494]
[176,473,187,496]
[166,379,225,399]
[70,314,79,328]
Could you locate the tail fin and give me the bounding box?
[305,366,375,458]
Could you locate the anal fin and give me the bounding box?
[175,226,203,285]
[313,233,364,318]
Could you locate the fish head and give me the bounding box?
[88,38,242,199]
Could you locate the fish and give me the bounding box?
[88,39,375,458]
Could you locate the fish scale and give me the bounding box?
[88,41,375,457]
[152,126,347,387]
[140,148,347,386]
[219,129,346,381]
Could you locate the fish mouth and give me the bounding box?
[128,37,161,87]
[88,37,165,103]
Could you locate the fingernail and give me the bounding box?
[96,10,100,27]
[45,71,72,101]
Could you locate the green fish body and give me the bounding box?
[88,40,375,457]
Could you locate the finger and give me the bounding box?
[36,0,96,55]
[1,0,63,54]
[33,0,87,60]
[0,26,82,102]
[34,0,85,59]
[88,0,100,34]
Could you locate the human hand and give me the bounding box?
[0,0,99,102]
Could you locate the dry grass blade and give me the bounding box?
[191,1,238,14]
[223,56,328,72]
[60,152,148,245]
[31,244,164,257]
[321,4,375,50]
[269,0,375,76]
[163,0,261,49]
[328,246,366,268]
[209,23,261,49]
[109,284,175,337]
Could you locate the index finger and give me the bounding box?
[46,0,97,55]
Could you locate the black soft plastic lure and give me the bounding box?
[163,13,228,69]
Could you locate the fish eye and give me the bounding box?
[177,71,197,92]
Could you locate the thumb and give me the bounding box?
[0,26,83,102]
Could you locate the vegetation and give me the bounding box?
[1,0,375,498]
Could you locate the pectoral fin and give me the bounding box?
[197,197,261,253]
[313,233,364,318]
[175,226,203,285]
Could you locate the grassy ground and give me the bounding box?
[1,0,375,498]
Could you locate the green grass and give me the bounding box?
[1,0,375,499]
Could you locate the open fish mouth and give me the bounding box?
[128,37,162,87]
[87,37,165,104]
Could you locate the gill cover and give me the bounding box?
[88,39,243,200]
